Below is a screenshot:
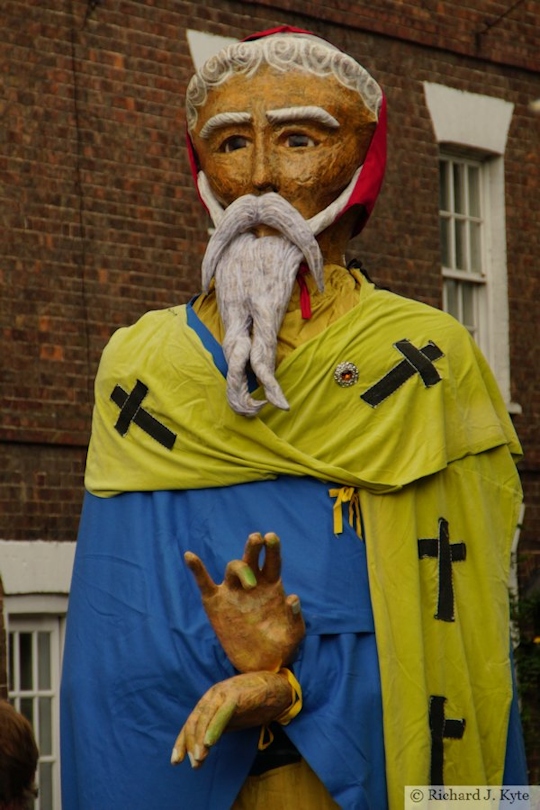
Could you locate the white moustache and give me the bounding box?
[201,192,324,293]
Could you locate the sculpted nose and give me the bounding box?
[251,143,278,194]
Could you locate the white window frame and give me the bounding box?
[424,82,521,413]
[439,150,489,345]
[1,540,76,810]
[7,612,64,810]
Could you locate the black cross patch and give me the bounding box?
[429,695,466,785]
[360,339,444,407]
[111,379,177,450]
[418,518,466,622]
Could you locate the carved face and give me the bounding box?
[191,65,377,220]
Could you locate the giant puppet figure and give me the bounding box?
[61,27,528,810]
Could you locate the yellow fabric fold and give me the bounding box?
[360,446,522,808]
[85,275,520,497]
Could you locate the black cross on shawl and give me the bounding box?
[418,518,466,622]
[360,339,444,407]
[429,695,466,785]
[111,379,177,450]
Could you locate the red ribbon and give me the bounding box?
[296,263,312,320]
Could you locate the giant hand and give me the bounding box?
[171,670,293,768]
[184,532,305,672]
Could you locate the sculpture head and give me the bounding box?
[186,29,386,245]
[185,29,386,416]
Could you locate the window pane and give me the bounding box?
[39,697,53,755]
[38,633,51,691]
[439,161,450,211]
[468,165,480,217]
[462,284,476,330]
[470,222,482,273]
[39,761,53,810]
[19,633,33,690]
[453,163,465,213]
[440,216,451,266]
[20,697,34,726]
[444,279,459,319]
[455,219,466,270]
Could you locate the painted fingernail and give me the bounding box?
[188,751,196,769]
[291,599,301,616]
[241,568,257,588]
[171,747,179,765]
[265,533,279,545]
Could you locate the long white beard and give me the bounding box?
[201,193,324,416]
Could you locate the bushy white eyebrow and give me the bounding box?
[198,105,340,140]
[266,106,340,128]
[199,111,253,139]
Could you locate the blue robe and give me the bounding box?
[61,479,386,809]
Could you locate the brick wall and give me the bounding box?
[243,0,540,71]
[1,0,538,551]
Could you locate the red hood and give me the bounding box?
[186,25,386,238]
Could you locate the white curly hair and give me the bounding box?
[186,33,382,133]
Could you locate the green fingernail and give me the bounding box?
[204,729,217,746]
[241,568,257,588]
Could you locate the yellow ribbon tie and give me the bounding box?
[329,486,363,538]
[257,668,303,751]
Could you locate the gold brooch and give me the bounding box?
[333,361,359,388]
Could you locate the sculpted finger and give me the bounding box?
[286,593,305,624]
[204,699,237,748]
[261,532,282,582]
[184,552,218,598]
[243,532,264,571]
[191,693,228,765]
[224,559,257,590]
[184,689,227,769]
[181,706,202,769]
[171,726,187,766]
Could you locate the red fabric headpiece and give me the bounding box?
[186,26,387,237]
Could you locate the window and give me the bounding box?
[1,540,75,810]
[424,82,520,412]
[439,152,487,344]
[8,615,64,810]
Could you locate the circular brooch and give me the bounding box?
[333,361,359,388]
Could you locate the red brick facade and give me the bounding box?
[1,0,539,773]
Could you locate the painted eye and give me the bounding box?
[221,135,249,153]
[286,134,315,148]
